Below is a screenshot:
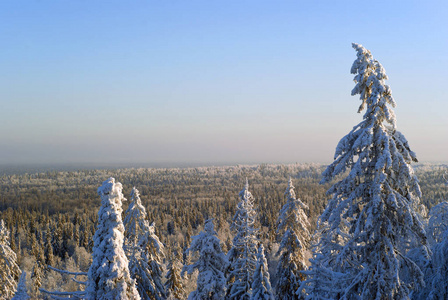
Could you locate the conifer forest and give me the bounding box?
[1,45,448,299]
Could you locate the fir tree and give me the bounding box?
[276,178,310,299]
[31,262,43,297]
[86,178,140,300]
[124,187,165,300]
[227,180,259,300]
[44,224,54,267]
[250,245,274,300]
[183,219,228,300]
[165,248,186,300]
[304,43,428,299]
[0,219,21,299]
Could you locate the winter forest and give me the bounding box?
[1,44,448,299]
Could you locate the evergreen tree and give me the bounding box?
[304,43,428,299]
[250,245,274,300]
[81,222,91,250]
[53,217,64,257]
[86,178,140,300]
[227,180,258,300]
[165,249,186,300]
[12,271,29,300]
[74,223,80,246]
[44,224,54,267]
[124,187,165,300]
[276,178,310,299]
[183,219,228,300]
[0,219,21,299]
[31,262,43,297]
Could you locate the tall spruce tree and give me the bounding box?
[304,43,428,299]
[227,179,259,300]
[86,178,140,300]
[276,178,310,299]
[0,219,21,299]
[183,219,228,300]
[124,187,166,300]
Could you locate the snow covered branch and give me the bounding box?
[47,265,87,277]
[39,288,86,299]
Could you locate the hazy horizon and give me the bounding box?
[1,1,447,166]
[1,160,447,177]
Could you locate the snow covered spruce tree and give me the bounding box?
[124,187,166,300]
[250,244,274,300]
[0,219,21,299]
[304,44,428,299]
[276,178,310,299]
[183,219,228,300]
[227,179,259,300]
[86,177,140,300]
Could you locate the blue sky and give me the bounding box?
[0,1,447,166]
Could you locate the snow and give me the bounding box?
[12,271,29,300]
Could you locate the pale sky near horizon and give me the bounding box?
[0,1,447,166]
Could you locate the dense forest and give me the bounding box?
[0,162,447,298]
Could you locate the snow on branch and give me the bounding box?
[71,278,88,285]
[39,288,86,299]
[47,265,88,277]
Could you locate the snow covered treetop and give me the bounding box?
[148,222,156,235]
[97,177,124,198]
[126,187,146,218]
[204,218,216,234]
[130,186,140,200]
[351,43,396,127]
[239,178,254,205]
[285,177,296,200]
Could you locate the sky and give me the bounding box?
[0,0,447,167]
